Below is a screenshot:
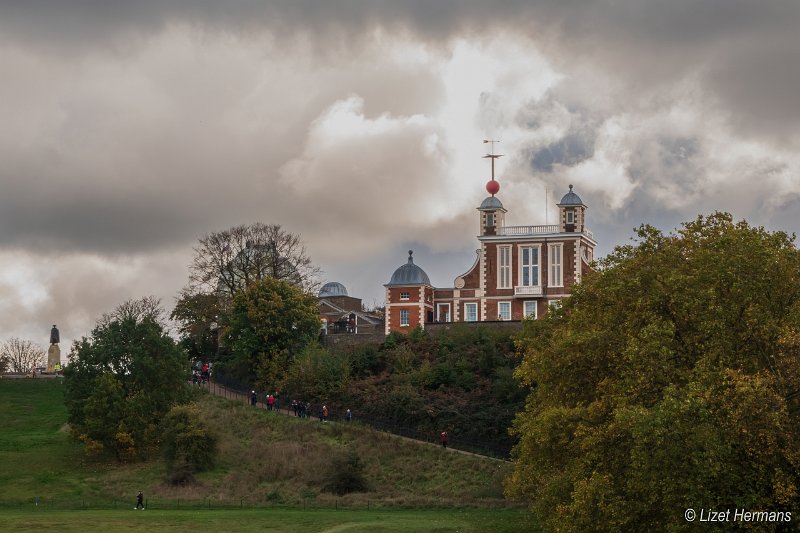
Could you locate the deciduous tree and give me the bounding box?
[170,291,223,362]
[64,297,188,460]
[188,223,320,296]
[221,277,320,386]
[1,337,45,373]
[507,213,800,531]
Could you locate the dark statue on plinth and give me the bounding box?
[47,325,62,373]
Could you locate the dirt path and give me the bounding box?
[200,381,510,463]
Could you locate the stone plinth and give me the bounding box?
[47,345,61,372]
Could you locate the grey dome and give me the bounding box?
[319,282,348,297]
[387,250,431,286]
[479,196,504,210]
[559,184,584,206]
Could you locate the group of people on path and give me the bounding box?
[248,390,452,447]
[246,391,357,425]
[250,390,281,411]
[191,362,211,385]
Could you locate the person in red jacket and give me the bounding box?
[440,431,448,448]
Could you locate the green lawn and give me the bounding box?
[0,379,87,500]
[0,508,533,532]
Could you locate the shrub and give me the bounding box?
[282,344,351,403]
[323,447,368,495]
[161,404,218,484]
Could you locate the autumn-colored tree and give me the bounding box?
[221,277,320,387]
[507,213,800,531]
[174,223,320,365]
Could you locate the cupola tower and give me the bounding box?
[478,139,506,236]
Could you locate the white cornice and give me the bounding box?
[478,233,596,246]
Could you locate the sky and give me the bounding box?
[2,1,800,355]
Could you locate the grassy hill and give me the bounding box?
[0,378,516,509]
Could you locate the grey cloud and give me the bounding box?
[531,132,596,173]
[4,1,799,136]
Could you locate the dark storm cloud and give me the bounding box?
[4,1,798,136]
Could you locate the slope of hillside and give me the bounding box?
[0,379,515,508]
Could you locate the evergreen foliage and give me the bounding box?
[507,213,800,531]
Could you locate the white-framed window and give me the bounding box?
[498,301,511,321]
[549,243,563,287]
[566,210,574,224]
[548,299,561,312]
[464,303,478,322]
[524,301,537,319]
[486,213,494,227]
[437,303,451,322]
[400,291,410,300]
[520,245,540,287]
[498,246,511,289]
[400,309,410,326]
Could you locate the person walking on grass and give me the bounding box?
[250,390,257,406]
[135,490,144,509]
[440,431,449,449]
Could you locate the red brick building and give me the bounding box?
[384,180,596,335]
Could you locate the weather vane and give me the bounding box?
[482,139,503,196]
[482,139,503,182]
